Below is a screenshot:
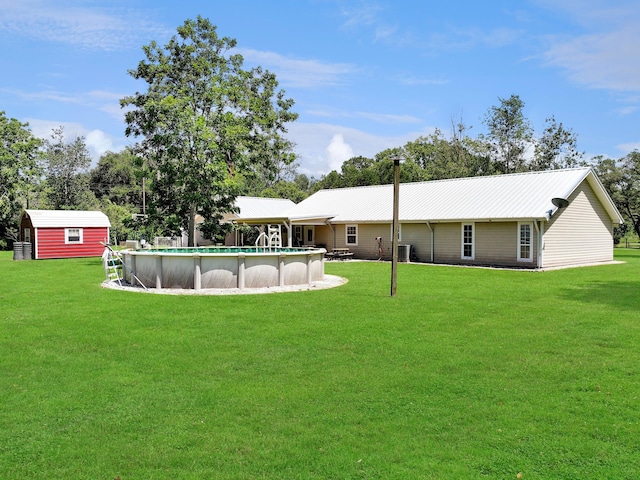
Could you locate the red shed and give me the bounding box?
[19,210,111,260]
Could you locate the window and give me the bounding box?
[65,228,83,244]
[346,225,358,246]
[389,223,402,242]
[461,223,474,259]
[518,222,533,262]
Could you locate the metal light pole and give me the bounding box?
[391,157,400,296]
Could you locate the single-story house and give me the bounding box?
[19,209,111,259]
[230,167,623,269]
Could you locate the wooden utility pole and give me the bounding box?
[391,157,400,296]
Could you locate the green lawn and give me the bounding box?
[1,250,639,479]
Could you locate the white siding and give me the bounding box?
[542,180,614,267]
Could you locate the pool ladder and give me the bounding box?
[103,247,123,286]
[255,225,282,249]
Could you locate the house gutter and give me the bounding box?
[325,220,336,250]
[426,222,434,263]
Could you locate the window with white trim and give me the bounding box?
[65,228,83,244]
[346,225,358,246]
[389,223,402,242]
[518,222,533,262]
[461,223,474,259]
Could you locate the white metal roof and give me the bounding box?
[285,167,623,224]
[24,210,111,228]
[227,196,296,221]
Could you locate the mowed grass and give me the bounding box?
[1,250,639,479]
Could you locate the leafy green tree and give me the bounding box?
[373,148,426,184]
[261,180,307,203]
[594,152,640,240]
[338,156,378,187]
[482,94,533,174]
[89,148,143,207]
[313,170,344,191]
[532,116,584,171]
[404,129,489,181]
[121,16,298,246]
[0,112,43,244]
[43,127,95,209]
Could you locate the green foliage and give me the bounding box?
[532,116,584,170]
[0,111,43,242]
[482,94,533,174]
[89,148,143,207]
[1,251,640,478]
[594,151,640,238]
[121,16,298,246]
[42,127,94,210]
[261,180,308,203]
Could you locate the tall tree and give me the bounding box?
[482,94,533,174]
[121,16,298,246]
[89,148,143,207]
[532,116,583,171]
[594,152,640,239]
[43,127,94,209]
[0,112,43,243]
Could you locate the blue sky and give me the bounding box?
[1,0,639,177]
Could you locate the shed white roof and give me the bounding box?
[24,210,111,228]
[285,167,623,224]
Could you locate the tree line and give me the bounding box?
[1,17,639,248]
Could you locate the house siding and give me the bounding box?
[433,223,461,264]
[476,222,537,268]
[542,180,614,268]
[400,223,432,262]
[313,225,334,250]
[317,223,433,261]
[431,222,537,268]
[35,227,109,259]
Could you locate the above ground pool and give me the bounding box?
[120,246,326,290]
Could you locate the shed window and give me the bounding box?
[518,222,533,262]
[65,228,83,244]
[461,223,474,259]
[346,225,358,246]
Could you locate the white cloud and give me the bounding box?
[238,48,358,88]
[542,27,640,92]
[326,134,354,172]
[25,118,127,163]
[0,0,170,51]
[616,141,640,155]
[286,122,434,177]
[536,0,640,93]
[85,129,125,157]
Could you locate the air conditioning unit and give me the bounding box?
[397,244,411,262]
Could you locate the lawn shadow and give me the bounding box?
[558,280,639,311]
